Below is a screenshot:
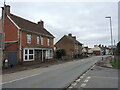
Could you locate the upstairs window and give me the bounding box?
[27,34,32,44]
[37,36,40,44]
[41,37,44,45]
[47,38,50,46]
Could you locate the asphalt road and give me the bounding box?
[68,61,118,89]
[2,56,104,88]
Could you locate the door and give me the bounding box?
[8,52,17,66]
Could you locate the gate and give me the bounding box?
[8,52,17,66]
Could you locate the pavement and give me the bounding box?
[67,56,119,89]
[2,56,102,88]
[2,58,77,74]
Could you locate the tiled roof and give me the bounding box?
[9,14,54,38]
[65,35,82,45]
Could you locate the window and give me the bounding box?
[27,34,32,44]
[46,50,52,59]
[24,49,34,61]
[47,38,50,46]
[37,36,40,44]
[41,37,44,45]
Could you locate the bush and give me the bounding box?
[56,49,66,59]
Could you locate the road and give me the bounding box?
[2,56,104,88]
[71,65,118,89]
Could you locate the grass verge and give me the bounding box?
[110,59,120,68]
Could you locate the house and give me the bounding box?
[82,46,88,56]
[88,48,93,55]
[1,5,55,66]
[55,33,82,59]
[93,45,101,55]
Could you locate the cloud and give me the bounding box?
[0,2,118,47]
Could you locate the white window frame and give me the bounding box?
[27,34,32,44]
[37,36,40,44]
[46,49,53,59]
[24,49,34,61]
[41,37,44,45]
[47,38,50,46]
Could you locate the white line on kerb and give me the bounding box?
[1,73,41,85]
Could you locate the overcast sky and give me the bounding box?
[0,0,118,48]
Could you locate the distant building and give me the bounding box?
[55,33,82,59]
[88,48,93,55]
[93,45,101,55]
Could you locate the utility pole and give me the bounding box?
[1,0,6,67]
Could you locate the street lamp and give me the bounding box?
[105,16,113,54]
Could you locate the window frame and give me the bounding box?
[24,49,34,61]
[47,38,50,46]
[27,34,32,44]
[41,37,44,45]
[37,36,40,44]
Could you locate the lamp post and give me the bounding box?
[105,16,113,55]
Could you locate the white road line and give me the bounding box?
[87,76,91,79]
[1,73,41,85]
[81,83,86,87]
[76,79,81,83]
[84,79,89,83]
[83,74,85,76]
[71,82,77,86]
[68,86,73,88]
[80,76,83,79]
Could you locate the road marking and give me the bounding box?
[80,76,83,79]
[87,76,91,79]
[76,79,80,83]
[68,86,73,88]
[81,83,86,87]
[1,73,41,85]
[84,79,89,83]
[71,82,77,86]
[83,74,85,76]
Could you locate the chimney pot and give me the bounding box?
[38,20,44,28]
[68,33,72,37]
[4,5,10,15]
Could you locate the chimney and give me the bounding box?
[2,5,10,16]
[68,33,72,37]
[72,36,76,39]
[38,20,44,28]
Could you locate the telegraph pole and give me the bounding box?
[1,0,6,67]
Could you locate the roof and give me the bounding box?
[55,35,82,46]
[8,14,54,38]
[65,35,82,45]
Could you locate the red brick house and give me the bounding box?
[1,5,55,66]
[55,34,82,58]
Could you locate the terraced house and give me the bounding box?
[1,5,55,66]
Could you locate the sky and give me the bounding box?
[0,0,119,48]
